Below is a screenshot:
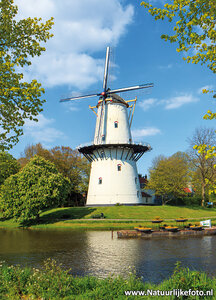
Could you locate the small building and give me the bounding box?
[139,175,162,205]
[141,190,154,204]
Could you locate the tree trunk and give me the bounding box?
[36,213,40,223]
[201,182,206,207]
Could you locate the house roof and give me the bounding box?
[139,177,147,184]
[141,191,151,198]
[184,187,193,193]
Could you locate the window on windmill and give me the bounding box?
[98,177,102,184]
[114,121,118,128]
[117,164,121,171]
[101,151,105,158]
[137,191,139,197]
[102,135,105,141]
[135,177,137,184]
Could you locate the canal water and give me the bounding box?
[0,228,216,283]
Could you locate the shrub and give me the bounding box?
[0,156,70,222]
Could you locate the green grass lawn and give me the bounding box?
[41,205,216,220]
[1,205,216,230]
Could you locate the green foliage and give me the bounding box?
[141,0,216,201]
[0,0,54,150]
[0,155,70,221]
[141,0,216,73]
[188,128,216,205]
[194,142,216,196]
[147,153,189,204]
[48,146,90,195]
[0,260,215,299]
[0,264,32,298]
[159,262,213,296]
[19,144,90,198]
[181,195,202,207]
[0,151,20,186]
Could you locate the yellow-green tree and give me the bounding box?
[0,0,54,150]
[141,0,216,195]
[141,0,216,73]
[147,153,189,205]
[0,151,20,185]
[187,128,216,206]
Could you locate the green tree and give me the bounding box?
[141,0,216,73]
[0,155,70,222]
[19,144,90,205]
[0,0,54,150]
[0,151,20,185]
[49,146,90,196]
[147,153,189,204]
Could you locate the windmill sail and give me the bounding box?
[60,47,153,103]
[103,46,110,92]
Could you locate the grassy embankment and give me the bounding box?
[0,205,216,230]
[0,259,214,299]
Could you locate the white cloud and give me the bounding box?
[138,98,157,111]
[139,94,199,111]
[15,0,134,89]
[198,85,213,94]
[24,114,54,129]
[163,94,199,109]
[132,127,161,139]
[66,103,80,112]
[158,64,173,70]
[24,114,65,145]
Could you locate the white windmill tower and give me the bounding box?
[61,47,153,206]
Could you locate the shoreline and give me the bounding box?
[1,205,216,230]
[0,261,215,299]
[0,217,216,231]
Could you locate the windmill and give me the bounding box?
[61,47,153,205]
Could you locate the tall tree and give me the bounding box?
[187,127,216,206]
[0,0,54,150]
[141,0,216,73]
[0,155,70,222]
[194,112,216,197]
[147,153,189,205]
[49,146,90,196]
[19,144,90,203]
[18,143,51,168]
[0,151,20,185]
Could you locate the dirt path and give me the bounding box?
[71,216,216,221]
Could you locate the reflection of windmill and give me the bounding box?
[61,47,153,205]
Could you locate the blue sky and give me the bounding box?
[10,0,215,175]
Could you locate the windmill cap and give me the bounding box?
[97,93,129,108]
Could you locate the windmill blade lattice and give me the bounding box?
[60,47,153,103]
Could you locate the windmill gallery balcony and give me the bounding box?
[77,141,152,163]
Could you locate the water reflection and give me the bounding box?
[0,228,216,283]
